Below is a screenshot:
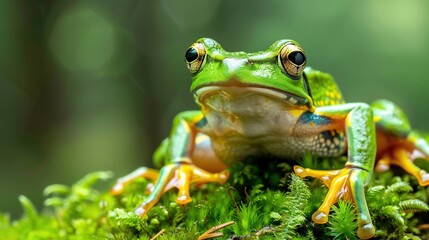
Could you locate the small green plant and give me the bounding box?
[366,178,429,239]
[327,201,358,240]
[272,174,311,239]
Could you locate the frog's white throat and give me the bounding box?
[194,86,307,139]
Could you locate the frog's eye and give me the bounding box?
[185,43,206,74]
[278,43,306,78]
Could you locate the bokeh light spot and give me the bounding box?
[365,1,427,53]
[161,0,220,29]
[49,7,116,71]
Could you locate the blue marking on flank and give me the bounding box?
[299,112,332,126]
[195,117,208,129]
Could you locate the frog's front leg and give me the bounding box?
[294,103,376,239]
[112,111,229,217]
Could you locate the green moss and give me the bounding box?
[327,201,358,240]
[0,157,428,239]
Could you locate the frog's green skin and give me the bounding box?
[112,38,429,239]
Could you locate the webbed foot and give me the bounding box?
[111,167,160,195]
[112,163,229,217]
[376,148,429,186]
[294,165,375,239]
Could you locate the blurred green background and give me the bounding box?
[0,0,428,218]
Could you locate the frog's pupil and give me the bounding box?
[288,51,305,65]
[185,48,198,62]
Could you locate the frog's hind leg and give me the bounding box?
[377,131,429,186]
[372,99,429,186]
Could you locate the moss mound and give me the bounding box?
[1,156,428,239]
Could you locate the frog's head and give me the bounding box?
[185,38,315,112]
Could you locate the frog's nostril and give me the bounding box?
[247,59,253,65]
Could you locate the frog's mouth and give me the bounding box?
[193,85,313,110]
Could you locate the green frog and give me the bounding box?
[112,38,429,239]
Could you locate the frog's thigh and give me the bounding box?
[191,132,227,173]
[371,99,411,136]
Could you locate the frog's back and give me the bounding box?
[304,67,345,107]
